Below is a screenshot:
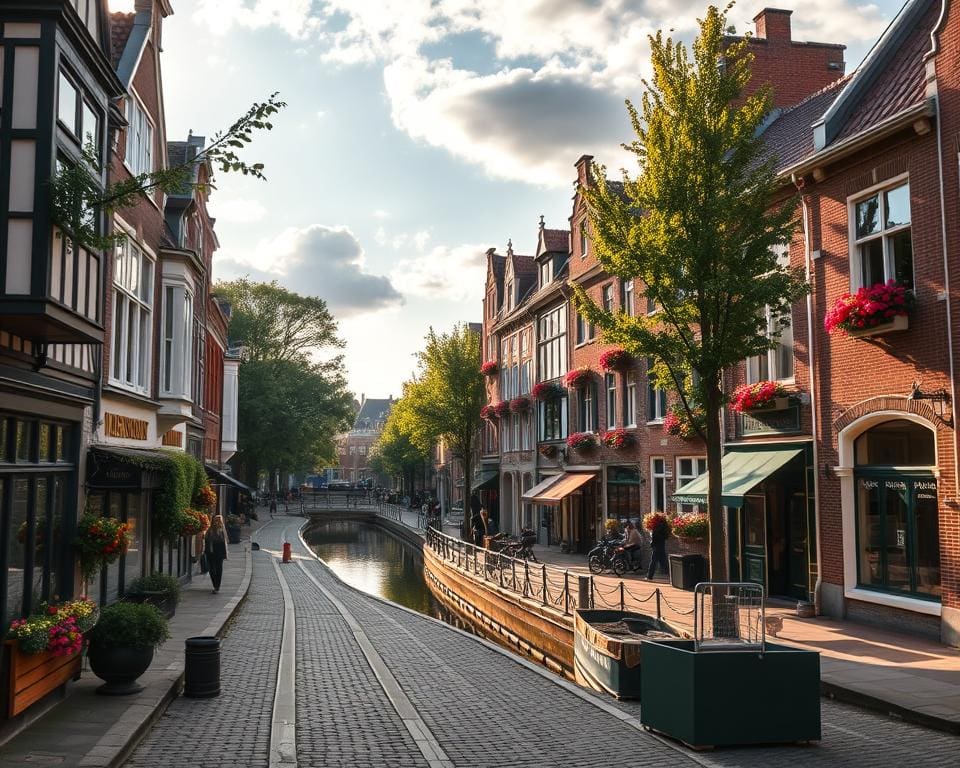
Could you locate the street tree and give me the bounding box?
[401,325,485,538]
[368,401,432,495]
[572,4,809,579]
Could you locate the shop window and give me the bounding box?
[851,180,913,289]
[676,457,707,514]
[607,466,641,523]
[854,420,939,600]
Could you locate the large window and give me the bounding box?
[539,397,568,442]
[651,457,667,513]
[647,359,667,422]
[161,283,193,399]
[624,372,637,427]
[539,258,553,287]
[605,373,617,428]
[676,457,707,514]
[537,306,567,382]
[576,312,594,344]
[854,420,939,600]
[607,466,641,522]
[125,95,154,176]
[747,244,794,383]
[851,180,913,289]
[58,68,101,153]
[0,415,74,625]
[110,238,153,392]
[579,384,597,433]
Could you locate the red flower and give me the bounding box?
[825,280,914,336]
[599,348,632,371]
[564,368,593,388]
[480,360,498,376]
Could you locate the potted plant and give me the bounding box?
[125,573,181,619]
[225,513,243,544]
[730,381,790,413]
[86,602,170,695]
[599,347,632,371]
[824,279,914,337]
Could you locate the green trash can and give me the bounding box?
[669,553,706,590]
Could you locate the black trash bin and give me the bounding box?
[669,553,707,590]
[184,636,220,698]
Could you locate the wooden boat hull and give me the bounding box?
[574,610,678,700]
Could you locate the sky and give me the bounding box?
[111,0,906,401]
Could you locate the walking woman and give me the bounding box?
[204,514,229,593]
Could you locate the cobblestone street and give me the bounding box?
[122,519,960,767]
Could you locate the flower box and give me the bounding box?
[745,396,790,413]
[532,381,564,402]
[602,428,634,450]
[566,432,598,451]
[599,348,632,371]
[509,396,531,413]
[493,401,511,418]
[847,313,909,338]
[824,280,914,337]
[730,381,789,414]
[564,368,594,388]
[6,640,82,717]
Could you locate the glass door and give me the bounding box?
[741,494,766,588]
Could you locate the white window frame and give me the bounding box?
[847,175,913,290]
[622,279,634,316]
[605,372,617,429]
[625,372,637,427]
[647,360,667,423]
[676,456,707,514]
[580,385,595,433]
[109,230,154,394]
[160,282,193,400]
[579,221,588,258]
[651,457,667,513]
[125,93,154,177]
[602,284,614,313]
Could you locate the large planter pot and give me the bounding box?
[125,591,176,620]
[87,643,155,695]
[6,640,82,716]
[226,525,242,544]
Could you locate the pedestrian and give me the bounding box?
[269,497,277,518]
[470,508,485,547]
[646,515,671,580]
[204,514,229,594]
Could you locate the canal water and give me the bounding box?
[303,519,440,615]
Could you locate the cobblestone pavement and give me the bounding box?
[123,550,282,767]
[126,518,959,768]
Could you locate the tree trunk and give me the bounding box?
[705,388,729,582]
[461,449,472,541]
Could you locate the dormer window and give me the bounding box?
[506,279,514,311]
[539,258,553,288]
[125,94,154,176]
[579,222,588,258]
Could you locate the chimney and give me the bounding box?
[754,8,792,42]
[575,154,594,187]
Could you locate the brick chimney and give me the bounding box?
[575,154,594,187]
[754,8,792,42]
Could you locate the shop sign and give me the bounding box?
[88,455,141,488]
[739,404,801,435]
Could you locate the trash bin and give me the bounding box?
[669,553,707,590]
[184,636,220,698]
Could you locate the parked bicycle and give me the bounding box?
[588,534,623,574]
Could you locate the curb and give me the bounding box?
[820,680,960,736]
[75,537,257,768]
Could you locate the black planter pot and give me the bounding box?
[126,591,176,620]
[87,644,155,695]
[226,525,242,544]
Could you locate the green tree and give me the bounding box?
[402,325,485,538]
[572,4,809,579]
[220,279,353,487]
[368,401,432,495]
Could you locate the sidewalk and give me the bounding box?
[0,531,254,767]
[531,543,960,733]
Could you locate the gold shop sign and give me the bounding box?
[104,413,148,440]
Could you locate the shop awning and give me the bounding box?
[522,472,596,505]
[672,448,803,508]
[205,464,256,495]
[455,470,499,490]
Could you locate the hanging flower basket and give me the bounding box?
[602,428,634,450]
[671,513,709,540]
[730,381,789,413]
[493,401,511,418]
[663,404,705,439]
[599,348,632,371]
[195,484,217,511]
[180,509,210,537]
[509,396,531,413]
[564,367,594,388]
[532,381,564,402]
[74,514,133,582]
[566,431,598,451]
[480,404,496,420]
[643,511,672,535]
[824,280,915,337]
[480,360,499,376]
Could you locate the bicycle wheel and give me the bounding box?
[588,555,604,574]
[612,556,627,577]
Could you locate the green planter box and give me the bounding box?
[640,639,820,748]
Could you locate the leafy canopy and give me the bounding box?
[368,400,432,485]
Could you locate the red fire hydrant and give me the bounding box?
[282,542,292,563]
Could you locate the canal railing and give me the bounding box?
[423,527,697,628]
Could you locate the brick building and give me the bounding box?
[336,396,393,485]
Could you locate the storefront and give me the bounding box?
[606,465,642,523]
[673,442,815,600]
[522,472,598,554]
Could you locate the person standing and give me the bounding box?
[204,514,229,594]
[646,515,670,580]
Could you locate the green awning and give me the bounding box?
[672,448,803,508]
[456,470,499,490]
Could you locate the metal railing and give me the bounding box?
[423,527,697,627]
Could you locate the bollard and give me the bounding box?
[184,636,220,698]
[577,575,591,610]
[282,542,291,563]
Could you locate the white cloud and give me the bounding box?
[391,243,487,302]
[216,224,403,317]
[193,0,321,38]
[209,197,268,224]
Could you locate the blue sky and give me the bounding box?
[111,0,907,400]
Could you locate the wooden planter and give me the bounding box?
[848,314,909,338]
[6,640,82,717]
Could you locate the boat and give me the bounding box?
[574,609,679,700]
